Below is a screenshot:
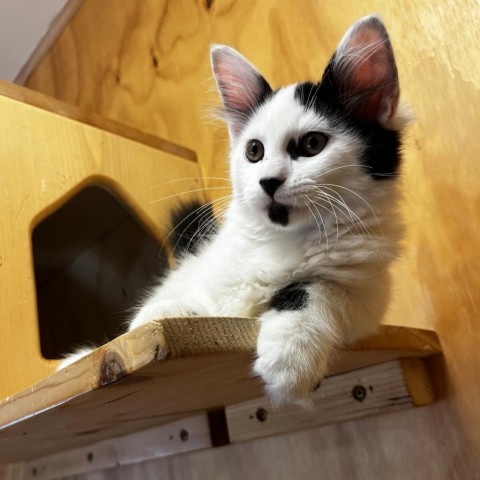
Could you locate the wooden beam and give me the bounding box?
[226,359,435,443]
[0,80,196,162]
[20,415,210,480]
[0,319,440,464]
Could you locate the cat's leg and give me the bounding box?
[253,280,384,405]
[129,293,200,331]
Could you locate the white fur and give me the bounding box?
[129,85,404,405]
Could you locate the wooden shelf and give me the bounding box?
[0,318,440,464]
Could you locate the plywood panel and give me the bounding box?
[23,0,480,474]
[0,84,202,399]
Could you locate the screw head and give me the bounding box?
[352,384,367,402]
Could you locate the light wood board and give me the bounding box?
[0,83,202,399]
[6,358,434,479]
[226,359,433,443]
[0,320,439,464]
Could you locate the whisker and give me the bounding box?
[149,186,231,205]
[162,196,231,262]
[147,176,230,191]
[301,194,328,251]
[320,183,384,239]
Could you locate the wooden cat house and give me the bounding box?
[0,81,440,475]
[0,80,202,400]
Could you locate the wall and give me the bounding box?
[25,0,480,477]
[0,0,68,81]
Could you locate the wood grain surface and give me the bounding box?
[6,359,434,479]
[0,320,439,464]
[226,359,433,443]
[19,0,480,477]
[0,86,202,399]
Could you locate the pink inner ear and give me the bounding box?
[346,26,393,90]
[337,19,399,122]
[214,53,262,114]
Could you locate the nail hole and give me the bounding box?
[87,452,94,463]
[180,429,189,442]
[256,407,268,422]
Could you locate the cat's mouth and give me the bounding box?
[267,201,289,227]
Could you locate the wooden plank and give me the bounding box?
[20,414,210,480]
[3,358,436,478]
[0,321,440,463]
[226,359,433,443]
[4,358,435,479]
[0,464,25,480]
[0,80,196,162]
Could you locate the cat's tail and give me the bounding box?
[169,200,218,260]
[56,346,95,371]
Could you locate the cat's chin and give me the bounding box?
[264,201,311,230]
[267,201,290,227]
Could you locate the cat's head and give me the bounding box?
[211,15,408,231]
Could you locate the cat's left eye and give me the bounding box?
[298,132,328,157]
[245,139,264,163]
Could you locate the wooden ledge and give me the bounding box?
[0,80,196,162]
[0,318,440,463]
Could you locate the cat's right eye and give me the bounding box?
[245,139,264,163]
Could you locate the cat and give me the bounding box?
[62,15,409,406]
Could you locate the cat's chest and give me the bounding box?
[228,232,325,284]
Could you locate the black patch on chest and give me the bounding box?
[294,81,401,180]
[268,202,289,226]
[270,282,311,311]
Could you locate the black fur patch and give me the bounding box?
[256,76,275,112]
[268,202,289,226]
[286,138,298,160]
[295,80,401,180]
[270,282,310,311]
[170,201,217,259]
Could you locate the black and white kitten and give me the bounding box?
[66,15,409,406]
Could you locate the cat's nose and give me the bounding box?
[259,177,285,197]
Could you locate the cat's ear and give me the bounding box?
[211,45,272,137]
[324,15,399,125]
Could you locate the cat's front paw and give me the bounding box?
[253,311,329,407]
[253,348,324,407]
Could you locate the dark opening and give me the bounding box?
[32,185,168,359]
